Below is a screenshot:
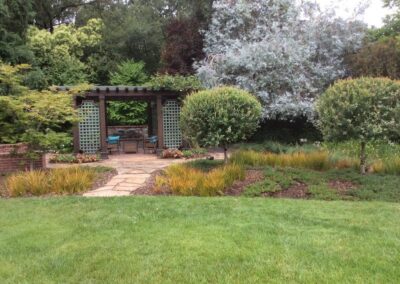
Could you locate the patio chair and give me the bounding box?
[144,136,158,154]
[107,135,120,154]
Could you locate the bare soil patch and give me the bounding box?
[225,170,264,196]
[263,181,310,199]
[328,180,358,195]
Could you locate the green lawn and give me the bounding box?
[1,197,399,283]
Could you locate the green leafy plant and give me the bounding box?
[108,60,149,125]
[316,77,400,174]
[146,74,203,92]
[110,60,148,86]
[180,86,262,163]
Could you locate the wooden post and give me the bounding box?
[72,95,80,154]
[147,100,153,136]
[156,94,164,150]
[99,95,108,159]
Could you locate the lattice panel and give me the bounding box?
[78,101,100,154]
[163,100,182,149]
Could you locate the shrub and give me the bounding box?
[49,153,99,164]
[182,148,208,159]
[316,78,400,174]
[155,162,245,196]
[161,149,184,159]
[5,167,106,197]
[180,86,262,163]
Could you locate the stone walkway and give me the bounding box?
[48,153,223,197]
[84,154,186,197]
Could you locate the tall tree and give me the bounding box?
[160,18,204,74]
[348,37,400,79]
[27,18,103,86]
[0,0,34,63]
[32,0,102,32]
[197,0,366,121]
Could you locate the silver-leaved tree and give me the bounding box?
[196,0,367,121]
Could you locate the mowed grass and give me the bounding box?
[0,197,399,283]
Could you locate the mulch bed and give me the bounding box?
[91,169,118,191]
[225,170,264,196]
[131,170,169,196]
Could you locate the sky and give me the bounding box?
[317,0,396,27]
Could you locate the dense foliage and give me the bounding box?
[180,86,262,162]
[146,74,203,91]
[197,0,366,121]
[107,60,149,126]
[316,78,400,174]
[0,63,84,153]
[27,19,103,86]
[348,37,400,79]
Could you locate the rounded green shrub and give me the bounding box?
[316,77,400,174]
[180,86,262,162]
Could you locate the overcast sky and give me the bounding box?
[317,0,396,27]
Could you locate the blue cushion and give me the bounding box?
[148,136,158,143]
[107,136,120,144]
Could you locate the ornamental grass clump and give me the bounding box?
[230,150,358,171]
[371,158,400,175]
[6,167,98,197]
[155,163,245,196]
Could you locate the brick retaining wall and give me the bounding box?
[0,144,45,173]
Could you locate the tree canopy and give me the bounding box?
[196,0,366,121]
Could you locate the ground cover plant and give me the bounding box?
[0,197,399,283]
[243,166,400,202]
[49,153,100,164]
[4,166,114,197]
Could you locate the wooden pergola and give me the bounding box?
[61,86,185,158]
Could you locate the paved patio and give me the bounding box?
[48,153,224,197]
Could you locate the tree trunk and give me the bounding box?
[223,146,228,164]
[360,141,367,175]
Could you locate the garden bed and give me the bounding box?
[132,168,264,196]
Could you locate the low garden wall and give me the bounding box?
[107,125,148,137]
[0,144,45,173]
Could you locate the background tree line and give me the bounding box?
[2,0,400,148]
[0,0,212,86]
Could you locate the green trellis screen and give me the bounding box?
[163,100,182,149]
[78,101,100,154]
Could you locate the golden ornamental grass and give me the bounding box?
[6,167,97,197]
[230,150,358,171]
[156,163,245,196]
